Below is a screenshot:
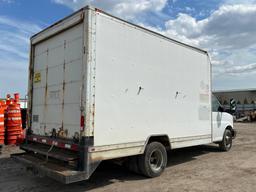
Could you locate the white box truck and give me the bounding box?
[13,6,236,184]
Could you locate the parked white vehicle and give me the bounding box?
[212,95,236,150]
[13,6,236,184]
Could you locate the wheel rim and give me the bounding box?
[225,132,232,148]
[149,150,163,172]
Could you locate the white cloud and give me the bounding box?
[0,16,42,97]
[163,4,256,49]
[224,63,256,75]
[224,0,256,4]
[0,0,14,3]
[53,0,167,19]
[155,3,256,83]
[0,16,41,34]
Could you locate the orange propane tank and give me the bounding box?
[6,103,22,145]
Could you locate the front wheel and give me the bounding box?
[219,129,233,151]
[138,142,167,178]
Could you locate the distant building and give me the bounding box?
[19,99,28,109]
[213,89,256,115]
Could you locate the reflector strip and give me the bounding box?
[7,110,20,113]
[28,135,79,151]
[7,117,21,120]
[80,115,85,131]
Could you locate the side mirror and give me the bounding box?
[218,106,224,112]
[230,98,237,113]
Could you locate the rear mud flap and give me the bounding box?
[11,153,88,184]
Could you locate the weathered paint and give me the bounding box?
[31,22,85,139]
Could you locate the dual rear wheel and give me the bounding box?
[126,142,167,178]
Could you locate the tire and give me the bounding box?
[138,142,167,178]
[219,129,233,151]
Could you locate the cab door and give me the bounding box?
[212,95,225,141]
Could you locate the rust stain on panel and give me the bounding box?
[61,39,66,137]
[61,59,66,133]
[43,49,49,135]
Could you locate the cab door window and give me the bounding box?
[212,95,221,112]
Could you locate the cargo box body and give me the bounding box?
[30,6,211,144]
[16,6,213,183]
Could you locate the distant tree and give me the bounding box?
[244,98,248,104]
[223,100,228,105]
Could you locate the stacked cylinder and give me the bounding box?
[0,93,24,145]
[6,104,22,144]
[0,101,5,145]
[6,93,23,145]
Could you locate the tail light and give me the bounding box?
[80,115,85,131]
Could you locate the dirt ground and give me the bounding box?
[0,123,255,192]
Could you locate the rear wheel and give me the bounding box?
[138,142,167,177]
[219,129,233,151]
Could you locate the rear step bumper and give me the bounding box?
[11,153,87,184]
[20,143,79,162]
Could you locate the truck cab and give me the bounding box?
[212,94,237,151]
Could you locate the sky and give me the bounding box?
[0,0,256,98]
